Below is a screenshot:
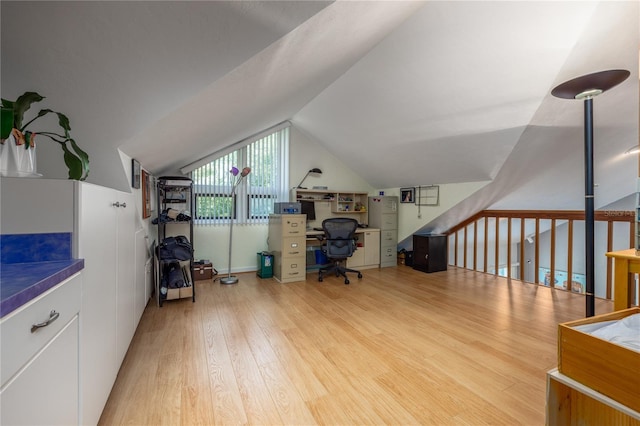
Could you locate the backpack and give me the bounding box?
[157,236,193,261]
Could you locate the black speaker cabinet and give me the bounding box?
[412,234,447,273]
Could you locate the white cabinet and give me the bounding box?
[0,177,146,425]
[116,190,136,364]
[1,274,81,426]
[347,229,380,269]
[363,230,381,266]
[75,182,136,425]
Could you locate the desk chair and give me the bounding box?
[318,218,363,285]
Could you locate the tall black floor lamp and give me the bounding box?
[551,69,629,317]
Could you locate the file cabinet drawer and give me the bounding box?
[280,216,306,236]
[282,237,306,257]
[279,259,305,282]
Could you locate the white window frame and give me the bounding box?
[190,125,289,225]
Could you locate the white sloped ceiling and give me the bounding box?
[1,1,638,220]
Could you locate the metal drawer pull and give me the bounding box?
[31,310,60,333]
[112,202,127,208]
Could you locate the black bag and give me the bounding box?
[160,261,186,298]
[165,261,185,289]
[157,236,193,261]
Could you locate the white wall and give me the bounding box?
[118,150,156,251]
[1,177,75,234]
[379,181,490,247]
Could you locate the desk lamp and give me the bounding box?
[296,168,322,189]
[551,69,629,317]
[220,166,251,285]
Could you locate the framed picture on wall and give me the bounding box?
[142,169,151,219]
[400,187,415,203]
[131,159,141,189]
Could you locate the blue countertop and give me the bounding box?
[0,259,84,318]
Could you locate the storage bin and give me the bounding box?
[193,262,214,281]
[166,288,180,300]
[558,307,640,411]
[315,249,328,265]
[257,252,273,278]
[179,286,193,299]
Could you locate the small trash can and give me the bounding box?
[315,249,328,265]
[257,251,273,278]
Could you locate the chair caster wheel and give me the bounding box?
[345,279,350,284]
[357,273,363,279]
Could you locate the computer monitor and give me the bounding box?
[300,200,316,222]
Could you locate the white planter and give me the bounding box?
[0,133,39,177]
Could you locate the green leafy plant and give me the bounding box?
[1,91,89,180]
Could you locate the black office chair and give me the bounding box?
[318,218,363,284]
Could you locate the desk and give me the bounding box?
[605,249,640,311]
[306,228,380,271]
[268,214,380,283]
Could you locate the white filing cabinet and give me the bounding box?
[347,229,381,269]
[268,214,306,282]
[368,196,398,267]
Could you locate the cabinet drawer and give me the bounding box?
[1,273,82,386]
[380,229,397,244]
[381,246,396,260]
[378,214,397,230]
[1,315,79,426]
[282,237,306,257]
[380,247,397,267]
[279,260,306,280]
[280,216,306,236]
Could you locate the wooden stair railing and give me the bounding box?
[445,210,635,301]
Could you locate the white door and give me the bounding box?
[76,182,118,426]
[116,191,136,365]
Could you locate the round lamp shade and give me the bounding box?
[551,69,630,99]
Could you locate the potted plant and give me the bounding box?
[1,91,89,180]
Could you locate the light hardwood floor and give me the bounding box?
[99,266,613,425]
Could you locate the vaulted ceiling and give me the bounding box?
[2,1,638,229]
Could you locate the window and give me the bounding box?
[191,125,289,225]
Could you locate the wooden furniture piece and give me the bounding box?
[412,234,448,273]
[546,307,640,425]
[268,214,307,283]
[605,249,639,311]
[546,369,640,425]
[368,196,398,267]
[155,176,194,306]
